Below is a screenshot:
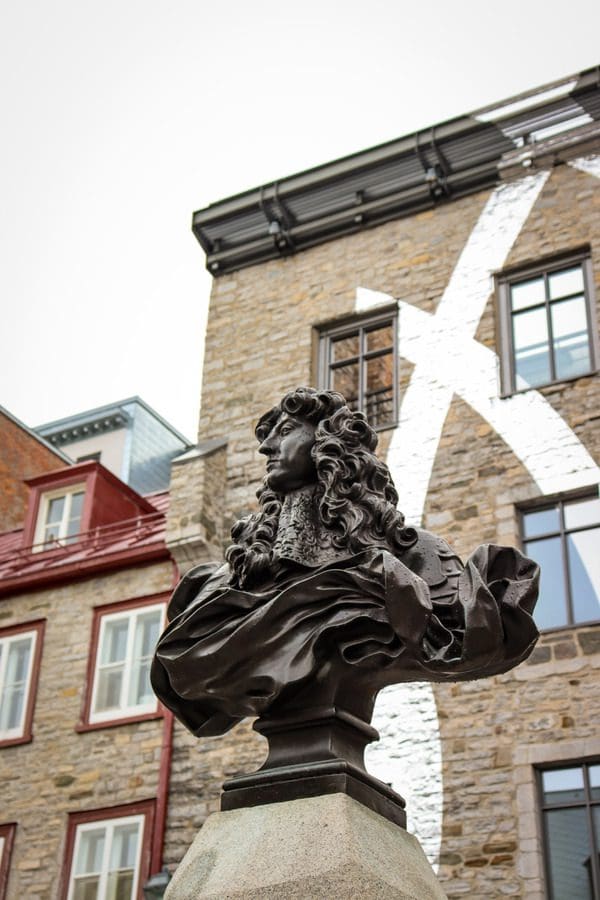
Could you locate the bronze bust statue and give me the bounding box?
[152,388,539,824]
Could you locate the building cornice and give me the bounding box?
[192,66,600,276]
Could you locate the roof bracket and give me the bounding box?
[259,183,296,256]
[415,129,451,200]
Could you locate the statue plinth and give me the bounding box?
[153,387,539,899]
[221,706,406,827]
[164,793,446,900]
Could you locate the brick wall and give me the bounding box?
[0,410,66,533]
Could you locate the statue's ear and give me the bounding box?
[168,561,221,620]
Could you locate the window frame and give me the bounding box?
[0,824,16,900]
[32,482,87,552]
[61,800,155,900]
[536,758,600,900]
[78,595,167,732]
[497,250,599,397]
[0,620,45,748]
[317,306,399,431]
[518,489,600,632]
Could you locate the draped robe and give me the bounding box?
[151,519,539,737]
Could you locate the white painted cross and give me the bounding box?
[356,167,600,525]
[363,159,600,868]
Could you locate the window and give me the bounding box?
[82,598,166,728]
[0,824,16,900]
[76,452,102,463]
[318,310,398,429]
[0,621,44,747]
[498,253,597,394]
[538,761,600,899]
[521,493,600,630]
[33,484,86,550]
[63,802,155,900]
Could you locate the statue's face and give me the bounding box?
[258,413,317,493]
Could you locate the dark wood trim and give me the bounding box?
[518,492,600,631]
[0,823,16,900]
[78,594,168,730]
[496,248,597,397]
[0,620,45,749]
[317,307,399,431]
[59,799,156,900]
[535,758,600,899]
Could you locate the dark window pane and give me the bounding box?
[545,808,594,899]
[365,352,394,427]
[593,806,600,866]
[331,363,359,408]
[564,497,600,531]
[366,324,393,353]
[567,530,600,623]
[513,307,551,388]
[590,764,600,801]
[548,266,584,300]
[510,277,545,311]
[525,536,568,629]
[522,506,560,538]
[323,317,396,424]
[542,767,585,804]
[551,297,591,381]
[332,334,359,362]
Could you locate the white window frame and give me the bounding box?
[89,603,165,724]
[33,483,86,551]
[0,628,37,742]
[66,814,144,900]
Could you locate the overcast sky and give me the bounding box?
[1,1,599,440]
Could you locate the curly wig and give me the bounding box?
[225,387,417,588]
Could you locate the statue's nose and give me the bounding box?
[258,435,276,456]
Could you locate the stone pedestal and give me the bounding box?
[165,793,447,899]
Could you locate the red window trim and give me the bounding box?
[0,620,45,749]
[60,799,156,900]
[22,468,96,548]
[77,594,168,732]
[0,823,16,900]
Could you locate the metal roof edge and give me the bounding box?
[36,396,192,447]
[192,65,600,277]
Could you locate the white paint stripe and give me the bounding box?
[568,154,600,179]
[386,171,549,525]
[358,165,600,869]
[396,300,600,502]
[474,81,577,123]
[367,682,442,867]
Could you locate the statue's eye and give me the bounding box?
[279,423,294,435]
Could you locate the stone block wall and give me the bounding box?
[162,154,600,897]
[165,440,228,572]
[1,561,173,899]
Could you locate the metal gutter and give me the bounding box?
[192,66,600,276]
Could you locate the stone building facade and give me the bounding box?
[1,70,599,900]
[169,69,600,899]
